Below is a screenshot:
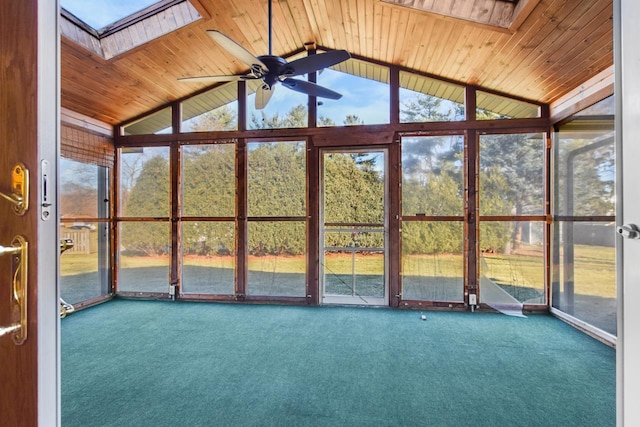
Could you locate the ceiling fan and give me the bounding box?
[178,0,351,110]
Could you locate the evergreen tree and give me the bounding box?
[182,144,235,217]
[182,144,236,255]
[180,106,238,255]
[478,167,514,252]
[250,104,308,129]
[401,93,463,122]
[318,116,336,126]
[122,97,553,258]
[121,154,170,255]
[186,105,237,131]
[125,155,170,217]
[400,135,465,254]
[556,138,615,216]
[479,134,544,250]
[247,141,307,255]
[343,114,364,125]
[323,152,385,249]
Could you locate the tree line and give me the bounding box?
[115,94,614,257]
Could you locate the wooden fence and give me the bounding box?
[60,229,91,254]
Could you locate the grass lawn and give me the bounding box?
[60,243,617,334]
[61,244,615,299]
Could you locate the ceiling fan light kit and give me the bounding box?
[178,0,350,109]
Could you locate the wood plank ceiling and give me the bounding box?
[60,0,613,126]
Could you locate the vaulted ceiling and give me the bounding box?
[60,0,613,126]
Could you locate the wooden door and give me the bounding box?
[0,0,59,425]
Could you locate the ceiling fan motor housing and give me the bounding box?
[257,55,288,88]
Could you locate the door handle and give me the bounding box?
[0,163,29,216]
[617,224,640,239]
[0,235,28,344]
[59,238,75,318]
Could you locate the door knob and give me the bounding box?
[617,224,640,239]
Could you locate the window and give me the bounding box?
[181,143,236,295]
[479,133,546,306]
[111,56,561,313]
[317,57,390,126]
[401,135,465,302]
[247,73,308,130]
[182,83,238,132]
[400,72,465,122]
[118,147,171,293]
[552,96,616,335]
[59,158,110,304]
[477,91,540,119]
[122,107,172,136]
[246,140,307,297]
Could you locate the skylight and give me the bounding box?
[380,0,538,32]
[60,0,160,30]
[60,0,201,60]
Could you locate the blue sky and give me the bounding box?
[317,69,390,125]
[245,68,391,127]
[61,0,159,29]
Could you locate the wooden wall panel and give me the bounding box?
[549,66,614,122]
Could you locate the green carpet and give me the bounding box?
[61,300,615,426]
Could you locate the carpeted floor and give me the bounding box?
[61,300,615,426]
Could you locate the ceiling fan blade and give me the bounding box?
[178,75,246,83]
[281,78,343,99]
[255,84,275,110]
[207,30,268,71]
[280,50,351,77]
